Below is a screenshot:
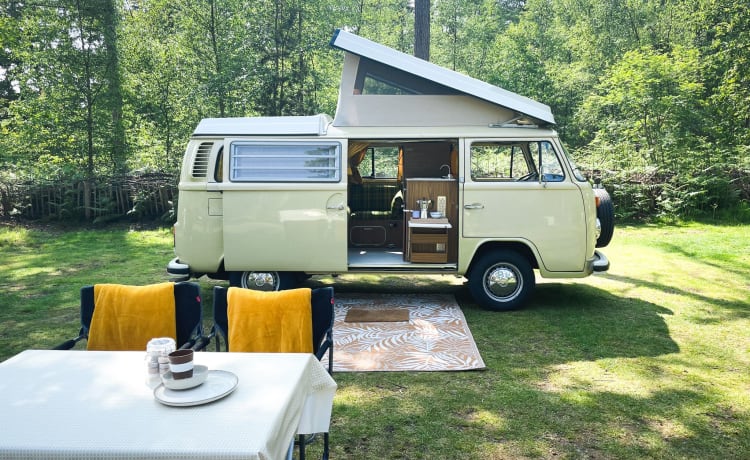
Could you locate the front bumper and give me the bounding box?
[592,250,610,272]
[167,257,190,281]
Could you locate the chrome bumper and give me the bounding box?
[166,257,190,281]
[592,250,610,272]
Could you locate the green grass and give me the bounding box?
[1,221,748,459]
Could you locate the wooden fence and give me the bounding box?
[0,173,177,222]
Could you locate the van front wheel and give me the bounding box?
[468,250,535,311]
[230,271,296,291]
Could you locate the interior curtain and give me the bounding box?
[347,141,370,184]
[398,146,404,182]
[450,144,458,179]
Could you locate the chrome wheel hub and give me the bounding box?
[485,265,521,300]
[241,272,279,291]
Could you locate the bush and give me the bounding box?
[597,165,749,223]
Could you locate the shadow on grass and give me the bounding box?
[310,275,725,458]
[308,274,679,363]
[603,272,749,324]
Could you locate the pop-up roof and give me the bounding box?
[329,29,555,127]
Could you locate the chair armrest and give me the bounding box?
[191,328,216,352]
[52,334,85,350]
[315,334,332,360]
[315,326,334,375]
[178,338,197,350]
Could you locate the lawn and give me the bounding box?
[1,221,748,459]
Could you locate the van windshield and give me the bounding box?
[559,144,587,182]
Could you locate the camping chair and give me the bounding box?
[52,281,205,351]
[208,285,335,460]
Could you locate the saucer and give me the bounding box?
[161,364,208,390]
[154,370,239,406]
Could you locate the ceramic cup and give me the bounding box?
[167,349,194,379]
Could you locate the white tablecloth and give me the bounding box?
[0,350,336,459]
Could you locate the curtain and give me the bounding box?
[398,146,404,183]
[347,141,370,184]
[450,143,459,179]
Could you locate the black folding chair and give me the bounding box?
[208,285,334,460]
[53,281,205,351]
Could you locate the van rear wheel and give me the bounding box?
[230,271,296,291]
[468,250,535,311]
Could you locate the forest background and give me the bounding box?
[0,0,748,223]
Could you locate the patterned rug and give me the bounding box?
[329,293,486,372]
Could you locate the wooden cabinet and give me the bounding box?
[407,218,451,263]
[404,179,458,263]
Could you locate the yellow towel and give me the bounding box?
[227,287,313,353]
[87,282,176,351]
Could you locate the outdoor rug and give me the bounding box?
[329,293,486,372]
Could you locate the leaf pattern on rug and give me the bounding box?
[326,293,486,372]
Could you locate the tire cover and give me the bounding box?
[594,188,614,248]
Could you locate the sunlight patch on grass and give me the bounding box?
[459,407,508,431]
[0,226,32,246]
[538,361,656,398]
[645,416,693,441]
[5,265,59,279]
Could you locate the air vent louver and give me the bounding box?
[191,142,212,178]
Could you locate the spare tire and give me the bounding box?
[594,188,614,248]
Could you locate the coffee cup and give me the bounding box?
[167,349,194,379]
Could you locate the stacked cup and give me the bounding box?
[167,349,194,379]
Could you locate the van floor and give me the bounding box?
[347,248,408,267]
[347,248,458,271]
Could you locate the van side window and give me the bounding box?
[470,143,531,180]
[471,141,565,182]
[229,142,341,182]
[354,57,459,96]
[360,146,399,178]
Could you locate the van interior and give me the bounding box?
[347,139,459,270]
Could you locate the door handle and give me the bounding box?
[464,203,484,210]
[327,204,345,211]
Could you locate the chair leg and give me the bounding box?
[298,434,305,460]
[296,432,328,459]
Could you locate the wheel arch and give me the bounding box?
[466,240,539,279]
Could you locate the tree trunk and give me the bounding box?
[103,0,126,174]
[83,179,92,220]
[209,0,225,117]
[414,0,430,61]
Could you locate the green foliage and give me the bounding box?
[1,0,748,222]
[592,163,749,223]
[702,1,750,146]
[577,46,705,170]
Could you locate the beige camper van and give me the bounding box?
[166,30,613,311]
